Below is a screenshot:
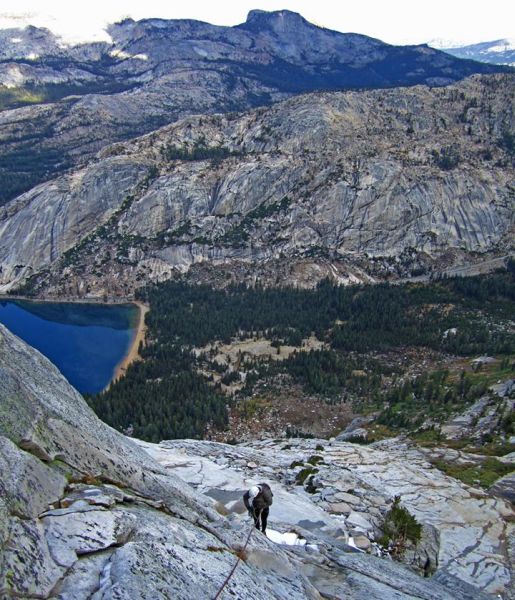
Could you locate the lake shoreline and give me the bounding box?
[109,301,149,389]
[1,294,149,393]
[0,294,136,306]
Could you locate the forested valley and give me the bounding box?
[87,264,515,443]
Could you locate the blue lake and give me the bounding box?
[0,299,138,394]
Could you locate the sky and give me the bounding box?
[0,0,513,47]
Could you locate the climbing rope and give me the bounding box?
[212,523,255,600]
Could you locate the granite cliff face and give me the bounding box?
[0,323,314,599]
[1,324,512,598]
[0,74,513,296]
[139,437,515,598]
[0,10,510,205]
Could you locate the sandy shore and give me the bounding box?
[110,301,149,386]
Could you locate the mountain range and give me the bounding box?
[0,12,514,600]
[436,38,515,67]
[0,10,513,297]
[0,10,510,206]
[1,73,513,297]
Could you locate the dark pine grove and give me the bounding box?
[87,265,515,442]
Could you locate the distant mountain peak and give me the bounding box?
[429,37,515,51]
[434,38,515,66]
[241,9,312,33]
[428,38,475,49]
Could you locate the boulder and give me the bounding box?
[489,472,515,504]
[352,535,372,551]
[346,512,374,532]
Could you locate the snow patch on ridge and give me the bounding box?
[266,529,307,546]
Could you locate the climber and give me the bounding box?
[243,483,273,533]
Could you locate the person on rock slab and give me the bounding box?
[243,483,273,533]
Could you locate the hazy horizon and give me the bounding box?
[0,0,513,47]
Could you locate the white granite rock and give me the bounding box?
[0,325,510,599]
[146,436,514,597]
[346,512,374,532]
